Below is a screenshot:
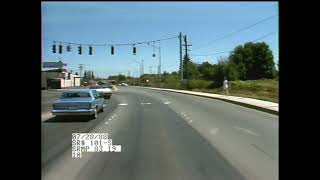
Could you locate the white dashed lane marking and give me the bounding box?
[233,126,261,137]
[140,103,152,105]
[118,103,128,106]
[209,128,219,135]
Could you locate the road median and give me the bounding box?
[133,86,278,115]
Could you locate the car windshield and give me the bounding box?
[89,86,101,89]
[61,92,90,98]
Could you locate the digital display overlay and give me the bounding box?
[72,133,121,159]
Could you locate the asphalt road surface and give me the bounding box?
[41,87,278,180]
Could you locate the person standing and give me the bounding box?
[223,76,229,95]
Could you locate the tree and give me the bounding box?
[92,71,94,79]
[210,58,226,88]
[183,54,200,79]
[84,71,87,78]
[108,75,118,80]
[86,71,91,79]
[171,71,178,75]
[118,74,126,81]
[229,42,276,80]
[197,61,215,80]
[225,62,240,81]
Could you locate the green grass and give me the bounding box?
[193,79,278,103]
[135,78,278,103]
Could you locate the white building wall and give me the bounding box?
[42,71,81,88]
[74,78,80,86]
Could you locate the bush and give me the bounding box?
[229,79,278,92]
[186,79,211,90]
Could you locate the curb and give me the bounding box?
[133,86,278,116]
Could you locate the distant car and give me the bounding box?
[89,85,112,99]
[52,89,105,119]
[119,83,128,87]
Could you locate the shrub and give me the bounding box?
[187,79,212,90]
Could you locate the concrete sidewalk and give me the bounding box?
[134,86,278,115]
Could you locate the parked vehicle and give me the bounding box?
[89,85,112,99]
[51,89,105,119]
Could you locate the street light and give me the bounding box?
[131,59,142,77]
[149,43,162,76]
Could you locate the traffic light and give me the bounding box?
[111,46,114,55]
[58,45,63,54]
[52,44,56,53]
[133,46,136,55]
[89,46,93,55]
[78,46,82,54]
[66,45,71,52]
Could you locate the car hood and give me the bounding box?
[54,98,93,103]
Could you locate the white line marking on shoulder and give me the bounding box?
[118,103,128,106]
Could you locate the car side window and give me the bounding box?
[92,91,98,99]
[96,91,101,99]
[93,90,101,99]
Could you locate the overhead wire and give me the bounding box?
[192,14,278,51]
[190,31,276,57]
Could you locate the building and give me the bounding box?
[42,69,80,89]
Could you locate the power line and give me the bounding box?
[192,14,278,51]
[252,32,275,42]
[190,51,230,57]
[43,35,178,47]
[190,31,276,57]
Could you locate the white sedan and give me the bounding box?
[89,85,112,99]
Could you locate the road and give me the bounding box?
[41,87,278,180]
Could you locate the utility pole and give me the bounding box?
[131,59,142,77]
[142,59,144,75]
[183,35,192,80]
[159,44,161,76]
[128,70,130,77]
[78,64,84,79]
[179,32,183,80]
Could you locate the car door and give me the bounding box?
[92,90,104,108]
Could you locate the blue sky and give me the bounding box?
[42,2,278,78]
